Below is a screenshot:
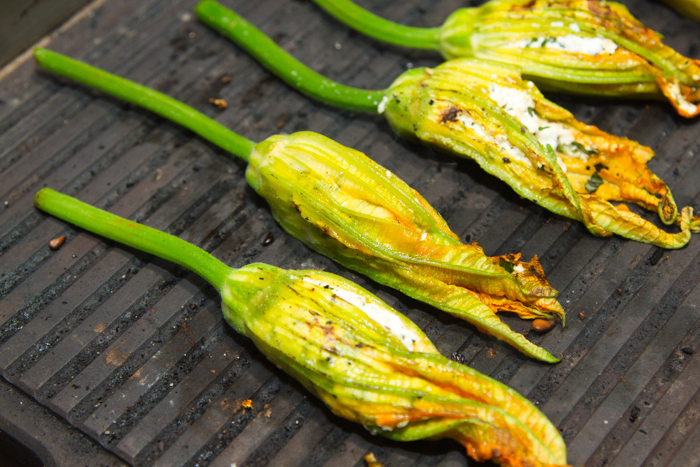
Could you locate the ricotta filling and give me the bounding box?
[456,112,532,166]
[377,95,389,114]
[487,83,591,161]
[303,277,419,351]
[667,80,698,115]
[512,34,618,56]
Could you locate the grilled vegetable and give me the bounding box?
[194,1,699,248]
[34,48,564,362]
[309,0,700,118]
[250,131,564,362]
[384,60,700,246]
[34,188,569,467]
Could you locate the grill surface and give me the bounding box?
[1,0,700,466]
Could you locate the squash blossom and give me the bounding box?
[310,0,700,118]
[194,1,700,249]
[34,48,564,362]
[248,131,564,362]
[34,188,569,467]
[382,59,700,247]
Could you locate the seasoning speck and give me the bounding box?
[49,236,67,250]
[262,232,275,246]
[532,318,555,332]
[209,98,228,109]
[364,453,383,467]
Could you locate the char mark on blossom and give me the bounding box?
[441,106,461,123]
[587,0,612,16]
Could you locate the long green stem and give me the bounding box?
[195,0,386,112]
[311,0,442,50]
[34,48,257,162]
[35,188,232,291]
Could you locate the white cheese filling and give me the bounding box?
[377,95,389,114]
[667,80,698,115]
[487,83,591,161]
[303,277,420,351]
[512,34,618,56]
[456,112,532,166]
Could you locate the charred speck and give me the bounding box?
[629,405,640,423]
[441,107,461,123]
[262,232,275,246]
[650,248,665,265]
[450,352,467,364]
[428,99,434,105]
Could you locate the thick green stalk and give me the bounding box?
[195,0,386,112]
[311,0,441,50]
[35,188,231,291]
[34,48,256,162]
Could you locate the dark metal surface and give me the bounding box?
[0,0,92,68]
[0,377,127,467]
[1,0,700,466]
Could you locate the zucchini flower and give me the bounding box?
[34,49,564,362]
[248,131,564,362]
[194,1,699,249]
[309,0,700,118]
[34,188,569,467]
[384,59,700,246]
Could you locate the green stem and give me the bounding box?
[35,188,232,291]
[195,0,386,112]
[311,0,442,50]
[33,48,257,162]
